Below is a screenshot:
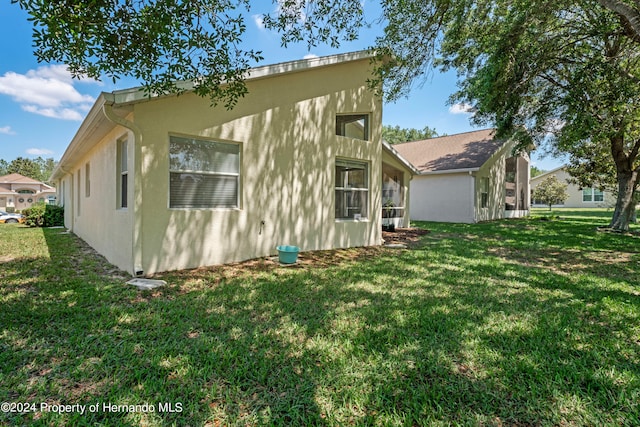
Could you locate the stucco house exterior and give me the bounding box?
[530,166,616,208]
[394,129,530,223]
[0,173,56,211]
[51,51,414,276]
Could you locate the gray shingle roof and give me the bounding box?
[393,129,505,173]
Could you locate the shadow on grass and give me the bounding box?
[0,220,639,425]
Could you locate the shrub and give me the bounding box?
[23,203,64,227]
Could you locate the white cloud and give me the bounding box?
[0,64,97,121]
[303,53,319,60]
[449,103,474,115]
[252,14,265,30]
[26,148,54,156]
[0,126,15,135]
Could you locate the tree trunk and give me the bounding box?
[609,170,639,231]
[608,133,639,231]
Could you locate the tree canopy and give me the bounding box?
[532,176,569,211]
[382,125,439,144]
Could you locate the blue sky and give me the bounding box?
[0,1,562,170]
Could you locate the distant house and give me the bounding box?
[394,129,530,223]
[530,166,616,208]
[50,51,415,276]
[0,173,56,211]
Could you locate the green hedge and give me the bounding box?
[22,203,64,227]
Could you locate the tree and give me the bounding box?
[0,159,8,176]
[382,125,439,144]
[530,166,547,178]
[368,0,640,232]
[532,176,569,211]
[6,157,42,180]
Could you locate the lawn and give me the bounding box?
[1,210,639,426]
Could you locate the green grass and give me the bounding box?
[1,210,639,426]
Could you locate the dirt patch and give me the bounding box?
[382,227,430,247]
[156,228,431,285]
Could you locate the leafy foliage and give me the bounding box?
[530,166,547,178]
[382,124,439,144]
[22,202,64,227]
[532,176,569,210]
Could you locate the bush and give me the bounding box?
[23,203,64,227]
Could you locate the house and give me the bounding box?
[0,173,56,212]
[530,166,616,208]
[393,129,530,223]
[51,51,414,276]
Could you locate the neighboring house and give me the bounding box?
[51,51,414,276]
[0,173,56,211]
[394,129,530,223]
[530,166,616,208]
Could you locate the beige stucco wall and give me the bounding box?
[474,146,511,222]
[107,58,382,274]
[57,126,135,273]
[530,168,616,208]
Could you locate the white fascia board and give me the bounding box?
[110,50,375,106]
[418,167,480,176]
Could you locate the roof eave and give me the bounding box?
[417,167,481,176]
[51,93,110,181]
[382,140,420,175]
[111,50,375,106]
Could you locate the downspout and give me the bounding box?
[102,98,145,276]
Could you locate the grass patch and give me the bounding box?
[1,214,639,426]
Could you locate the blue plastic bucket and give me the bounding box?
[276,245,300,264]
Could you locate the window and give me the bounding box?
[85,162,90,197]
[336,114,369,141]
[382,163,405,219]
[583,188,604,202]
[117,138,128,208]
[480,177,489,208]
[335,159,369,219]
[17,189,35,194]
[169,136,240,209]
[76,170,81,216]
[594,189,604,202]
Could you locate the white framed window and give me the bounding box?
[169,135,240,209]
[117,138,128,209]
[336,114,369,141]
[76,170,81,216]
[594,188,604,202]
[582,188,604,202]
[335,159,369,219]
[480,177,489,208]
[85,162,91,198]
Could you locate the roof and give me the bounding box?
[393,129,506,174]
[529,165,566,183]
[382,140,420,175]
[52,50,374,181]
[0,173,48,186]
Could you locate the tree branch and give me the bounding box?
[596,0,640,41]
